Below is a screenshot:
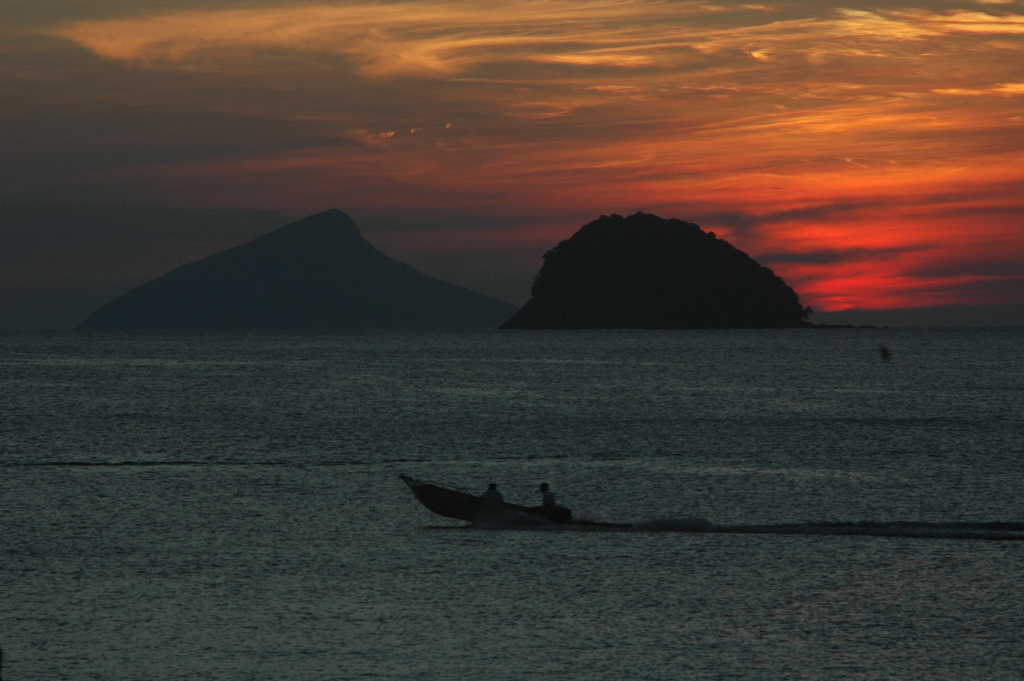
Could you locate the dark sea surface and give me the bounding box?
[2,329,1023,680]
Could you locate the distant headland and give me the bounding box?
[77,209,518,331]
[502,212,812,329]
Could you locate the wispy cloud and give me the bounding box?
[51,1,736,77]
[935,82,1024,95]
[10,0,1024,311]
[52,2,1024,78]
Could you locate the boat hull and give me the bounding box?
[400,475,572,523]
[400,475,489,522]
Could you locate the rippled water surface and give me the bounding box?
[2,329,1024,679]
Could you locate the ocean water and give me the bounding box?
[2,329,1023,680]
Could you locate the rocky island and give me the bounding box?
[501,212,811,329]
[77,209,518,330]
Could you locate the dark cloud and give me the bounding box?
[906,258,1024,279]
[758,200,891,225]
[0,0,304,27]
[760,247,911,265]
[680,180,1024,239]
[811,302,1024,327]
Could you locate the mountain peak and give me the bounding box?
[256,208,362,244]
[501,212,809,329]
[301,208,357,229]
[77,211,517,330]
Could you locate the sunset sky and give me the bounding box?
[2,0,1023,327]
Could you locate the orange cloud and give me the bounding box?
[50,1,736,77]
[54,3,1024,78]
[21,0,1024,311]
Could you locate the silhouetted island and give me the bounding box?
[77,209,518,330]
[501,212,811,329]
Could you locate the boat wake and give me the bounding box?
[633,519,1024,540]
[459,515,1024,540]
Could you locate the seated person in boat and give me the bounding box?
[537,482,572,523]
[540,482,556,512]
[480,483,504,512]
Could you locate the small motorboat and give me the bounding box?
[399,475,574,523]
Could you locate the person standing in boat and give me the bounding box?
[481,483,504,512]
